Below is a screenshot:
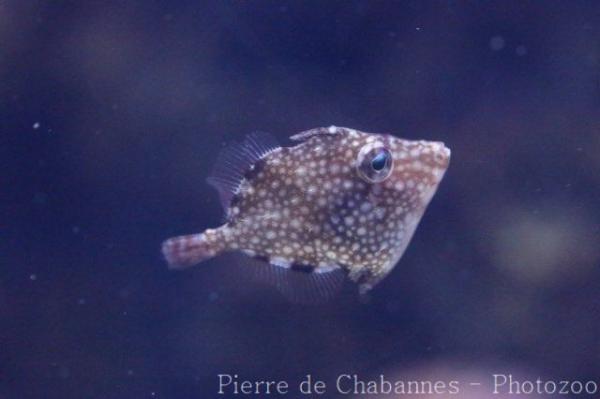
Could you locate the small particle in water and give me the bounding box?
[72,226,80,234]
[33,192,47,205]
[33,122,40,129]
[29,274,37,281]
[127,369,134,376]
[490,35,505,51]
[208,292,219,302]
[386,299,402,314]
[77,298,86,305]
[58,366,70,379]
[516,45,527,56]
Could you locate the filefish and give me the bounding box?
[162,126,450,300]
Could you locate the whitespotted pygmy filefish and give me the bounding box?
[162,126,450,301]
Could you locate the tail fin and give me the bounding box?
[162,233,218,270]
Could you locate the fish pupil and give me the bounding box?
[371,151,388,171]
[357,144,393,183]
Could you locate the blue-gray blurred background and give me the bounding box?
[3,1,600,398]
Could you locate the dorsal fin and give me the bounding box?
[206,132,280,210]
[289,125,345,141]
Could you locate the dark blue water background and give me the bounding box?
[3,1,600,398]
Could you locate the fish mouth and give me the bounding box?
[440,143,451,158]
[430,141,451,169]
[434,141,451,155]
[440,144,451,165]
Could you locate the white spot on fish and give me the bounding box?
[266,231,277,239]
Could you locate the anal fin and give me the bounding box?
[251,260,347,305]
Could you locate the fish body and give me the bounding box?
[162,126,450,296]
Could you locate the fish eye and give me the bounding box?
[357,144,393,183]
[371,151,388,171]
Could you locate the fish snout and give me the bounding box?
[431,141,451,169]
